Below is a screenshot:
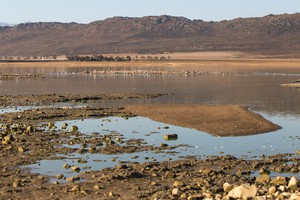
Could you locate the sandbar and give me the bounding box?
[126,104,280,136]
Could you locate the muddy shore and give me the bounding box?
[0,93,299,199]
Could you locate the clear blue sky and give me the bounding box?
[1,0,300,24]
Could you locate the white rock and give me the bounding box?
[288,177,299,190]
[227,183,257,200]
[223,182,233,193]
[289,193,300,200]
[268,186,276,195]
[279,185,287,192]
[172,188,180,196]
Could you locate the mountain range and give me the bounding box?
[1,13,300,56]
[0,22,11,27]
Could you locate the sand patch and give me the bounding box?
[126,104,280,136]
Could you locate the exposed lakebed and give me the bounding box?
[1,64,300,199]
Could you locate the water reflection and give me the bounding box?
[24,114,300,180]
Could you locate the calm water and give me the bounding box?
[1,66,300,115]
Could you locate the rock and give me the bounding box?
[199,168,213,175]
[71,185,80,192]
[56,174,64,179]
[61,123,68,129]
[53,181,59,185]
[18,147,26,152]
[71,166,81,172]
[26,126,34,133]
[173,181,185,188]
[63,163,71,169]
[256,174,271,184]
[71,125,79,132]
[271,176,287,186]
[165,171,176,178]
[290,193,300,200]
[268,186,276,195]
[223,182,233,193]
[108,191,114,197]
[48,122,54,128]
[259,168,270,175]
[151,182,157,186]
[227,183,257,200]
[13,181,21,188]
[288,176,299,191]
[278,185,286,192]
[66,176,80,182]
[164,134,178,141]
[172,188,180,196]
[78,158,88,163]
[94,185,102,190]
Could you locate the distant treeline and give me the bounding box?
[66,55,132,62]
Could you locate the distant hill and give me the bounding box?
[1,13,300,56]
[0,22,10,27]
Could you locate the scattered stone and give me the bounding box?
[56,174,64,179]
[94,185,102,190]
[288,176,298,191]
[78,158,88,163]
[17,147,26,153]
[227,183,257,200]
[173,181,185,188]
[268,186,276,195]
[172,188,180,196]
[108,191,114,197]
[63,164,71,169]
[13,181,21,188]
[290,193,300,200]
[48,122,54,128]
[163,134,178,141]
[151,182,157,186]
[259,167,270,175]
[26,126,34,133]
[71,125,79,132]
[223,182,233,193]
[256,174,271,184]
[71,166,81,172]
[66,176,80,182]
[271,176,287,186]
[71,185,80,192]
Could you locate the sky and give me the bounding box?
[1,0,300,24]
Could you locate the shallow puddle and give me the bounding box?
[22,114,300,181]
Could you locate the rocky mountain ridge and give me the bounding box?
[1,13,300,56]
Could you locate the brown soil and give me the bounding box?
[126,104,280,136]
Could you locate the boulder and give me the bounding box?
[227,183,257,200]
[256,174,271,184]
[271,176,287,186]
[288,176,299,191]
[223,182,233,193]
[290,193,300,200]
[268,186,276,195]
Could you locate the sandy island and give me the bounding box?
[126,104,280,136]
